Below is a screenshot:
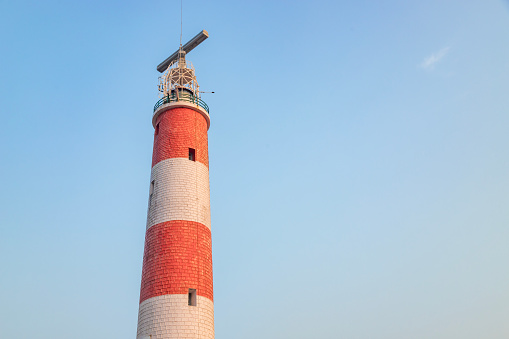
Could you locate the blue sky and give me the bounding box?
[1,0,509,338]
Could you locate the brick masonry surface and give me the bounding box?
[137,294,214,339]
[146,158,211,230]
[152,107,209,168]
[138,103,214,339]
[140,220,213,303]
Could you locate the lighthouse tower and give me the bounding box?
[136,30,214,339]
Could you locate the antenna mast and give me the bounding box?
[180,0,183,47]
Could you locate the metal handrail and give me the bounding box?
[153,94,209,113]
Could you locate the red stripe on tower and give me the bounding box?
[140,220,213,303]
[152,107,209,167]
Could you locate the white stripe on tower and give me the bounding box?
[147,158,211,230]
[137,295,214,338]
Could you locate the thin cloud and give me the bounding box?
[420,47,450,70]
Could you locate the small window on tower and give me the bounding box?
[155,123,160,136]
[189,148,196,161]
[188,288,197,306]
[149,180,155,202]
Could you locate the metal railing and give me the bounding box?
[153,93,209,114]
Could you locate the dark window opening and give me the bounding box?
[189,148,196,161]
[155,123,160,136]
[188,288,197,306]
[149,180,155,204]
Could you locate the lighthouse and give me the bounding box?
[136,30,214,339]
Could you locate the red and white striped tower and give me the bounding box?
[137,31,214,339]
